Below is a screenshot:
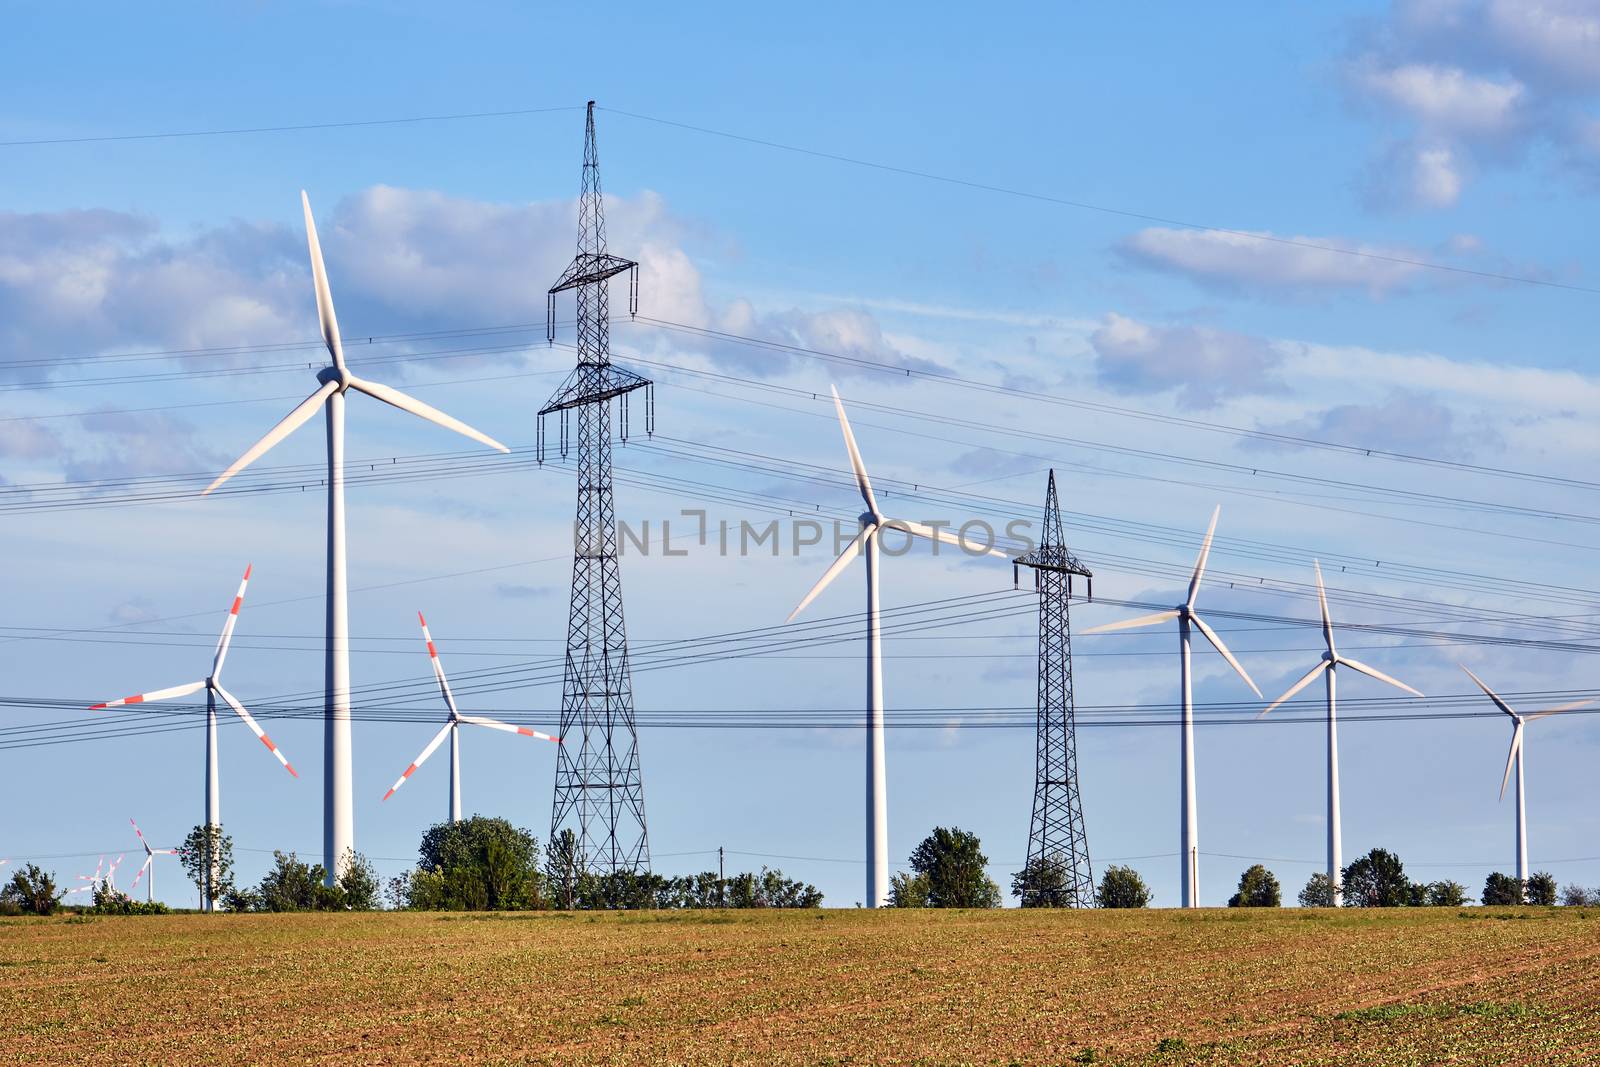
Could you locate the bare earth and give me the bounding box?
[2,908,1597,1065]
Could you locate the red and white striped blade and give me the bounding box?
[213,683,297,777]
[381,718,455,801]
[211,564,252,680]
[418,612,462,720]
[129,855,153,892]
[90,679,205,711]
[131,817,154,857]
[458,713,560,742]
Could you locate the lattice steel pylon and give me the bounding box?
[1013,470,1095,906]
[541,101,654,873]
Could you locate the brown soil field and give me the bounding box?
[2,907,1597,1065]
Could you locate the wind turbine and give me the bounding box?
[382,612,559,821]
[91,565,295,910]
[786,385,1008,908]
[1461,666,1590,887]
[65,857,105,898]
[1258,561,1423,906]
[1080,506,1261,908]
[202,192,509,884]
[127,819,179,904]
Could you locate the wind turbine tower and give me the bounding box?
[1013,470,1095,907]
[542,102,655,873]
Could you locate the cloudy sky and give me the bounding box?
[3,1,1597,908]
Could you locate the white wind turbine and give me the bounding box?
[65,857,105,898]
[127,818,179,904]
[382,612,559,821]
[91,565,295,910]
[1461,666,1590,886]
[1258,561,1423,906]
[787,385,1008,908]
[203,192,509,883]
[1080,506,1261,908]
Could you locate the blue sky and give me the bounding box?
[3,1,1598,908]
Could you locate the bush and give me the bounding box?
[1,864,61,915]
[405,817,542,911]
[1422,881,1469,907]
[1559,883,1600,907]
[254,851,346,911]
[1011,855,1088,908]
[1482,872,1524,906]
[87,884,170,915]
[1228,865,1281,908]
[339,851,380,911]
[1341,849,1412,908]
[1525,871,1557,906]
[888,871,931,908]
[1298,872,1336,908]
[903,827,1001,908]
[1096,866,1151,909]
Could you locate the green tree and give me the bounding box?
[1482,872,1524,906]
[408,816,541,910]
[1,864,61,915]
[257,851,344,911]
[888,871,931,908]
[542,828,585,910]
[1297,872,1336,908]
[178,824,235,910]
[1525,871,1557,906]
[906,826,1002,908]
[1340,849,1411,908]
[1560,883,1600,907]
[1423,880,1469,907]
[1011,855,1077,908]
[1227,864,1281,907]
[1096,865,1152,909]
[338,850,380,910]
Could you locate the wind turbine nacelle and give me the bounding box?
[316,364,351,390]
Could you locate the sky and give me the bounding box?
[2,1,1598,909]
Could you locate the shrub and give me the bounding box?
[1422,881,1469,907]
[1,864,61,916]
[1298,872,1336,908]
[888,871,932,908]
[1525,871,1557,906]
[1228,865,1281,907]
[905,827,1001,908]
[1482,872,1524,906]
[1096,865,1152,909]
[1341,849,1412,908]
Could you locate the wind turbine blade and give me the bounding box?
[1190,613,1263,697]
[213,684,298,778]
[131,817,154,858]
[1337,657,1423,699]
[346,376,510,454]
[210,564,253,680]
[381,719,455,801]
[1259,661,1328,718]
[829,385,879,517]
[892,517,1011,559]
[1526,699,1592,720]
[302,190,346,372]
[418,612,461,720]
[1313,560,1336,658]
[1499,722,1523,801]
[90,680,205,710]
[1079,609,1180,635]
[1460,664,1517,719]
[786,526,867,622]
[458,713,559,742]
[202,380,338,495]
[130,855,152,893]
[1185,505,1221,609]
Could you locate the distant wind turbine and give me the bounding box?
[127,818,179,904]
[382,612,559,821]
[202,192,509,884]
[786,385,1008,908]
[91,565,294,911]
[1461,666,1590,886]
[1259,561,1423,906]
[1080,506,1261,908]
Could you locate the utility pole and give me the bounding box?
[543,102,654,874]
[719,846,725,907]
[1013,470,1096,907]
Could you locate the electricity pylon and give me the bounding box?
[1013,470,1095,906]
[542,101,653,873]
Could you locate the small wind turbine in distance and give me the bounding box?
[65,856,105,898]
[127,818,179,904]
[1079,506,1261,909]
[786,384,1009,909]
[1258,561,1424,907]
[202,193,510,885]
[1460,666,1591,888]
[382,612,559,822]
[90,565,295,911]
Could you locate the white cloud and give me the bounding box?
[1088,312,1286,409]
[1251,389,1494,460]
[1120,227,1424,295]
[1360,63,1525,135]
